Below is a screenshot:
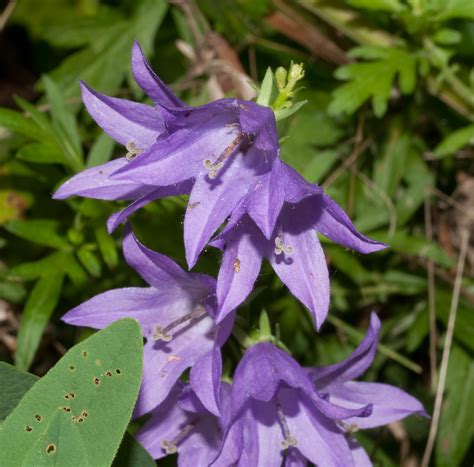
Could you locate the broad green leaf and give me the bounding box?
[17,143,67,165]
[0,108,47,142]
[4,220,69,250]
[436,345,474,465]
[0,319,143,466]
[0,363,38,421]
[43,75,84,171]
[86,133,115,168]
[95,226,119,269]
[8,252,70,281]
[113,433,155,467]
[434,124,474,158]
[329,46,417,117]
[15,272,65,371]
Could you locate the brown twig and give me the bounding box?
[0,0,16,31]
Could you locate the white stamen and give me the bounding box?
[203,134,244,179]
[275,401,298,450]
[274,235,293,255]
[125,141,142,161]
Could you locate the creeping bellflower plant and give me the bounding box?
[55,43,428,466]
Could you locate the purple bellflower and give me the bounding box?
[211,160,387,329]
[53,41,282,269]
[61,227,234,416]
[214,314,427,466]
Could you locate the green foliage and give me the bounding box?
[0,319,143,466]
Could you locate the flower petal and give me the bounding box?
[284,449,308,467]
[135,384,190,459]
[61,287,162,330]
[190,347,222,416]
[269,202,330,330]
[106,180,192,232]
[131,41,186,108]
[53,158,154,201]
[316,194,388,254]
[80,81,165,147]
[135,313,215,416]
[215,217,264,323]
[279,389,354,467]
[280,162,322,204]
[111,113,240,187]
[246,159,285,239]
[309,313,380,388]
[348,439,372,467]
[328,381,427,429]
[183,150,260,268]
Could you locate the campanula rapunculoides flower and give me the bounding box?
[61,227,234,416]
[214,342,373,466]
[54,41,284,269]
[307,313,427,433]
[211,159,387,329]
[135,382,225,465]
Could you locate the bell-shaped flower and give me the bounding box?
[211,160,387,330]
[307,313,428,436]
[214,342,373,467]
[61,227,234,416]
[54,41,282,269]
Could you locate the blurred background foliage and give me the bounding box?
[0,0,473,465]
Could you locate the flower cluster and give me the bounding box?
[58,43,426,465]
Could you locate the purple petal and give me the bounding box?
[328,381,427,429]
[178,386,208,414]
[111,114,240,187]
[122,227,209,295]
[280,162,322,204]
[279,389,354,467]
[135,313,216,416]
[53,158,155,201]
[269,203,330,330]
[215,217,264,323]
[309,313,381,387]
[61,287,162,330]
[348,439,372,467]
[80,82,165,147]
[211,418,243,466]
[183,150,259,268]
[190,347,222,416]
[309,392,372,421]
[131,41,186,108]
[231,343,315,418]
[135,384,190,459]
[316,194,388,253]
[246,159,285,239]
[106,180,192,233]
[285,449,308,467]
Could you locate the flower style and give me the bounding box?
[212,160,387,329]
[54,41,282,269]
[61,227,234,416]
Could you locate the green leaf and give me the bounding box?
[0,363,38,421]
[113,433,155,467]
[0,319,143,466]
[0,281,27,304]
[329,46,417,117]
[436,345,474,465]
[16,143,68,165]
[426,0,474,21]
[0,108,47,142]
[15,272,65,371]
[256,67,274,106]
[274,100,307,121]
[95,226,119,269]
[346,0,405,13]
[4,220,69,250]
[8,252,69,281]
[43,75,84,171]
[77,246,103,278]
[86,133,115,168]
[434,124,474,158]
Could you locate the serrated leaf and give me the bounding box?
[4,220,69,250]
[434,124,474,158]
[0,363,38,421]
[0,319,143,467]
[15,272,65,371]
[329,46,417,117]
